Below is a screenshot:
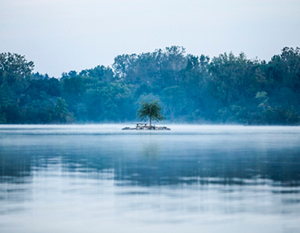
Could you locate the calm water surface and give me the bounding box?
[0,125,300,233]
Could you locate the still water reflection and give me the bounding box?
[0,125,300,233]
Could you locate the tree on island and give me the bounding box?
[137,100,165,127]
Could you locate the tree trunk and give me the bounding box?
[150,117,152,127]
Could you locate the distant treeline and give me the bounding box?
[1,46,300,124]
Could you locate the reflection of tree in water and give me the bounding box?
[113,145,300,187]
[0,148,32,183]
[1,134,300,187]
[140,135,161,158]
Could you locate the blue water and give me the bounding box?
[0,125,300,233]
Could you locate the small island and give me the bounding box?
[122,100,170,130]
[122,123,170,130]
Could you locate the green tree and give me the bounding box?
[161,86,185,121]
[137,100,165,126]
[0,53,35,123]
[102,83,135,121]
[0,52,34,86]
[53,98,73,123]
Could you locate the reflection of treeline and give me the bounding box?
[0,148,32,182]
[1,46,300,124]
[2,140,299,186]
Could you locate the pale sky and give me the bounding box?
[1,0,299,77]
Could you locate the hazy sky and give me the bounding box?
[1,0,299,77]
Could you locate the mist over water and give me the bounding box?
[0,125,300,233]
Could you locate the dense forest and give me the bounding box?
[1,46,300,124]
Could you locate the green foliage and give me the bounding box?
[0,52,34,86]
[161,86,186,121]
[137,100,165,126]
[98,83,135,121]
[1,47,300,125]
[53,98,73,123]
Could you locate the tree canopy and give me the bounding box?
[137,100,165,126]
[1,46,300,125]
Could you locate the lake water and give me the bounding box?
[0,125,300,233]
